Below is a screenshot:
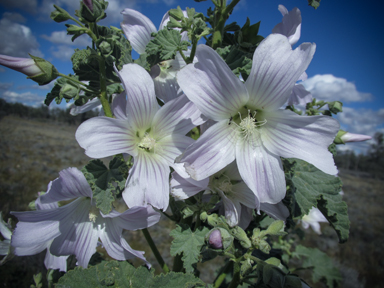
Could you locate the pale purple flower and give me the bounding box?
[176,34,339,211]
[76,63,204,210]
[121,8,189,102]
[11,167,160,268]
[0,55,42,77]
[300,207,328,234]
[272,5,302,46]
[341,132,372,143]
[171,161,289,227]
[0,212,12,256]
[272,6,312,106]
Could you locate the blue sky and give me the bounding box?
[0,0,382,154]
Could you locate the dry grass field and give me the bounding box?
[0,115,383,287]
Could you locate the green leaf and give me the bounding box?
[56,261,205,288]
[308,0,321,9]
[170,224,209,274]
[293,245,341,288]
[146,29,190,62]
[45,75,81,106]
[216,45,252,80]
[82,156,128,214]
[72,48,101,82]
[287,158,349,243]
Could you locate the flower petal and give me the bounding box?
[76,116,137,158]
[177,45,249,121]
[115,64,159,131]
[260,202,290,221]
[218,190,241,227]
[40,167,92,203]
[112,91,128,120]
[156,134,194,165]
[177,120,237,180]
[153,94,205,137]
[70,97,101,116]
[170,171,208,200]
[245,34,315,111]
[236,137,286,210]
[124,152,170,210]
[102,206,160,231]
[261,109,339,175]
[44,250,68,272]
[287,84,312,106]
[121,9,157,54]
[231,182,258,209]
[49,198,98,268]
[272,5,302,46]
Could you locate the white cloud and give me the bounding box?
[2,12,26,23]
[50,45,76,61]
[0,14,44,57]
[302,74,373,103]
[1,90,45,107]
[0,0,38,13]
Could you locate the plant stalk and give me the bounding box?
[142,228,170,273]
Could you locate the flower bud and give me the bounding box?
[334,130,371,144]
[341,132,372,143]
[208,229,223,249]
[0,55,59,85]
[328,101,343,114]
[83,0,93,12]
[78,0,108,23]
[50,5,72,22]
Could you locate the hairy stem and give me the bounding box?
[98,57,113,117]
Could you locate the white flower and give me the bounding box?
[76,64,204,210]
[171,161,289,227]
[120,8,189,102]
[11,167,160,268]
[300,207,328,234]
[176,34,339,211]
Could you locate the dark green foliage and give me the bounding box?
[284,158,349,243]
[170,224,210,274]
[82,156,128,214]
[56,261,206,287]
[292,245,341,288]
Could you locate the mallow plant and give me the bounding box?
[0,0,372,287]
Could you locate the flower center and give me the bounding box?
[138,133,157,152]
[231,108,267,147]
[89,206,100,223]
[211,174,233,197]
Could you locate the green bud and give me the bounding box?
[99,41,113,56]
[28,200,36,211]
[50,5,72,23]
[231,226,251,249]
[169,6,185,21]
[265,220,286,236]
[167,17,183,29]
[252,238,271,254]
[59,81,80,100]
[334,129,347,144]
[66,24,88,35]
[28,55,59,85]
[328,101,343,114]
[78,0,108,23]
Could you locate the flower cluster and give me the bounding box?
[0,2,372,280]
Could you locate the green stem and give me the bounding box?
[142,228,170,273]
[188,37,198,64]
[213,260,233,288]
[98,57,113,117]
[228,262,241,288]
[178,48,189,64]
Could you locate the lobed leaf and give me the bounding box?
[170,224,209,274]
[286,158,349,243]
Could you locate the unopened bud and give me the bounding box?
[78,0,108,23]
[208,229,223,249]
[341,132,371,143]
[50,5,72,23]
[328,101,343,114]
[0,54,58,85]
